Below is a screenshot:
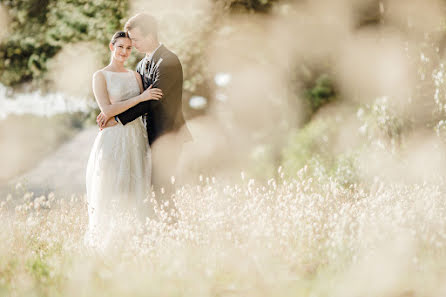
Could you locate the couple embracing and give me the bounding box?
[85,13,192,246]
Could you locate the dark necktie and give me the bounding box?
[142,57,151,88]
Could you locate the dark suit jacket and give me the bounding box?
[117,44,192,146]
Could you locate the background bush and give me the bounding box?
[0,0,128,87]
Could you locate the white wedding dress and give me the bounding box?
[84,70,151,249]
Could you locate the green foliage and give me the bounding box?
[0,0,128,87]
[216,0,278,12]
[281,118,360,186]
[26,253,63,295]
[282,119,331,174]
[289,61,337,121]
[0,0,282,90]
[27,257,50,283]
[304,74,336,113]
[0,0,54,85]
[45,0,128,45]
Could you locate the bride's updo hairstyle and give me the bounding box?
[110,31,130,45]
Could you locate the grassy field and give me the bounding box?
[1,171,446,297]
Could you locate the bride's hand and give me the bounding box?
[96,112,110,128]
[100,117,118,130]
[140,85,163,102]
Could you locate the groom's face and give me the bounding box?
[128,27,155,53]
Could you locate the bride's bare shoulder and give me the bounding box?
[93,68,108,79]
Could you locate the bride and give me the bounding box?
[84,31,162,248]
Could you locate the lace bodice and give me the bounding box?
[103,70,140,104]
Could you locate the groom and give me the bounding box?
[99,13,192,192]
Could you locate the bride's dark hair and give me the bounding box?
[110,31,130,45]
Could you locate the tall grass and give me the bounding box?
[1,170,446,297]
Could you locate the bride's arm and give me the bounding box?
[92,71,162,119]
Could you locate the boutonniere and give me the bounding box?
[148,58,163,81]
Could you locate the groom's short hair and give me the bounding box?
[125,13,158,40]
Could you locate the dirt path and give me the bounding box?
[2,117,217,197]
[8,127,99,196]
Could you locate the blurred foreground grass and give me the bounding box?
[1,171,446,297]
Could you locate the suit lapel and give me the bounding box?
[137,45,167,89]
[148,45,166,85]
